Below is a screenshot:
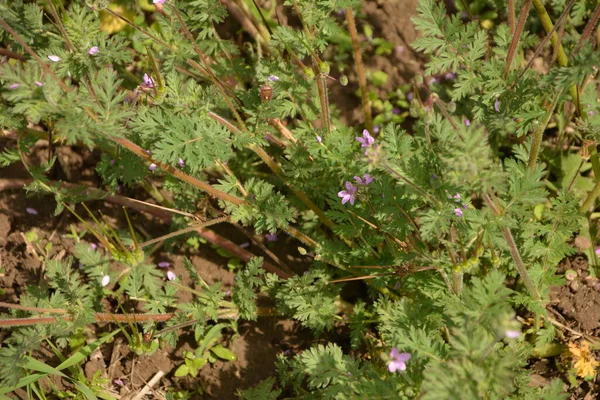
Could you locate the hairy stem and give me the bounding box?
[110,136,245,206]
[484,194,541,301]
[346,8,373,133]
[531,0,581,116]
[527,94,560,171]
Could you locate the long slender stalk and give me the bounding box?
[110,136,245,206]
[531,0,581,116]
[484,194,541,301]
[346,8,373,133]
[527,93,561,171]
[504,0,531,77]
[572,2,600,56]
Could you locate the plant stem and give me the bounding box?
[531,0,581,116]
[110,136,245,206]
[483,194,541,301]
[504,0,531,77]
[527,94,560,171]
[346,8,373,133]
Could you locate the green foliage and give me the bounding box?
[1,0,599,397]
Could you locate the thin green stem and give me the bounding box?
[483,194,541,301]
[527,94,560,171]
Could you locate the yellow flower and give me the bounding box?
[568,341,599,379]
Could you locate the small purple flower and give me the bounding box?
[505,330,521,339]
[432,174,438,179]
[114,378,124,386]
[48,55,60,62]
[429,77,439,85]
[392,107,401,115]
[145,149,151,154]
[148,163,157,171]
[90,243,98,250]
[355,129,375,148]
[388,348,411,373]
[338,181,357,205]
[354,174,373,186]
[101,275,110,287]
[26,207,38,215]
[462,203,469,209]
[406,91,413,101]
[444,72,456,80]
[316,135,322,143]
[166,271,176,281]
[267,75,280,82]
[178,158,185,168]
[373,125,381,134]
[153,0,166,4]
[35,81,43,87]
[265,233,278,242]
[142,73,155,88]
[595,247,600,258]
[453,193,461,202]
[88,46,100,55]
[240,242,250,248]
[494,98,501,112]
[225,290,231,297]
[589,110,596,116]
[395,46,405,58]
[158,262,170,268]
[110,159,115,165]
[454,208,463,217]
[464,118,471,126]
[9,83,19,89]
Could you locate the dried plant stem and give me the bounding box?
[504,0,531,77]
[46,0,74,52]
[346,8,373,133]
[484,194,541,301]
[0,47,27,61]
[572,2,600,56]
[110,136,245,206]
[195,227,293,278]
[104,8,170,48]
[508,0,516,35]
[315,75,332,134]
[531,0,581,116]
[131,371,164,400]
[138,217,229,249]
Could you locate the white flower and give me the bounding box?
[167,271,176,281]
[48,55,61,62]
[101,275,110,287]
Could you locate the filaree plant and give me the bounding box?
[0,0,600,398]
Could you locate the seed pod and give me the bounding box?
[260,83,273,103]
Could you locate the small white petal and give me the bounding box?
[167,271,176,281]
[101,275,110,287]
[48,55,61,62]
